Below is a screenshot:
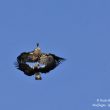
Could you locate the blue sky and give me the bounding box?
[0,0,110,109]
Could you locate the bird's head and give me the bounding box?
[37,43,39,47]
[33,43,41,56]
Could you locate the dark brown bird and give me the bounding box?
[15,44,65,80]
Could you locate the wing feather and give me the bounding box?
[37,54,65,73]
[15,62,35,76]
[17,52,38,63]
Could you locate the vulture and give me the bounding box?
[15,43,65,80]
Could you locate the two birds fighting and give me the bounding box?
[15,43,65,80]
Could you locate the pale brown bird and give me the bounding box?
[16,43,65,80]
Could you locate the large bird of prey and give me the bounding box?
[15,43,65,80]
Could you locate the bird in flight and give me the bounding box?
[15,43,65,80]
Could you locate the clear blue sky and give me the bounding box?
[0,0,110,109]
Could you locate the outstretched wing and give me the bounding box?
[37,54,65,73]
[15,62,35,76]
[17,52,38,63]
[49,53,65,66]
[16,52,65,74]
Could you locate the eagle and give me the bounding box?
[15,43,65,80]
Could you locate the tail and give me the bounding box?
[35,72,42,80]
